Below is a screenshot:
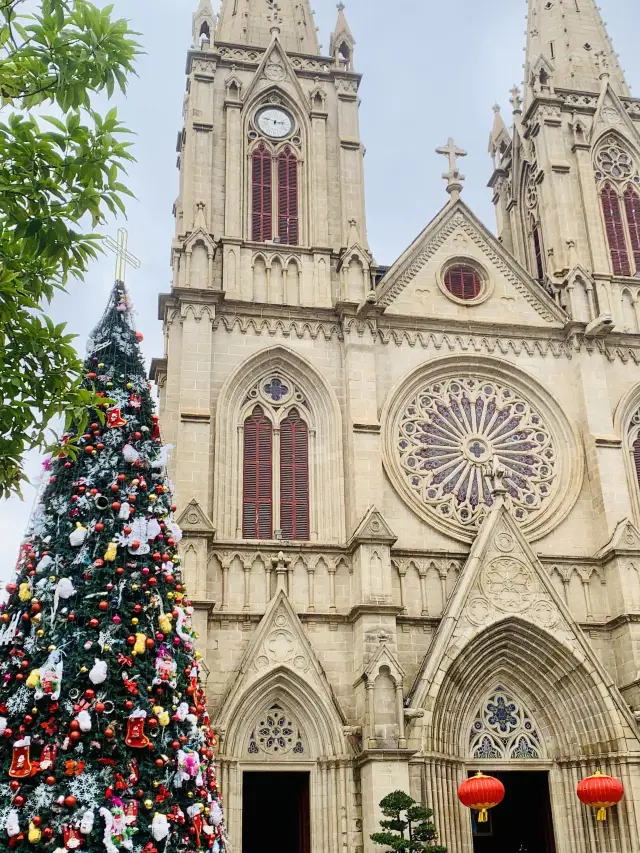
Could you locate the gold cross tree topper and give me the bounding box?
[104,228,141,283]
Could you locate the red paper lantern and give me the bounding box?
[577,771,624,821]
[458,772,505,823]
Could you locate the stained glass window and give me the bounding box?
[469,687,542,760]
[247,703,305,756]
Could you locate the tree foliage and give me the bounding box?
[0,0,140,498]
[371,791,447,853]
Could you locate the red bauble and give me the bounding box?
[112,502,121,511]
[64,795,77,808]
[10,781,19,792]
[5,583,16,594]
[89,618,100,629]
[31,818,41,828]
[131,540,140,550]
[136,333,144,342]
[90,489,98,497]
[116,567,125,576]
[43,828,54,841]
[458,773,505,824]
[98,601,108,612]
[13,795,24,807]
[155,758,163,768]
[577,771,624,821]
[125,700,134,711]
[69,731,80,743]
[105,728,115,739]
[171,741,180,750]
[84,689,95,700]
[95,523,104,533]
[127,636,136,646]
[45,777,55,786]
[111,484,120,493]
[134,604,143,613]
[67,613,75,622]
[95,702,105,713]
[24,715,33,725]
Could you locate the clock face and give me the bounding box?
[257,107,294,139]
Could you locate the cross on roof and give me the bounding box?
[104,228,141,284]
[436,137,467,201]
[510,84,523,113]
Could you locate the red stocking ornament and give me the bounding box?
[9,737,33,778]
[125,711,149,748]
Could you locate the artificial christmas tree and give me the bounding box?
[0,281,226,853]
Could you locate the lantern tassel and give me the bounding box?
[478,809,488,823]
[597,807,607,822]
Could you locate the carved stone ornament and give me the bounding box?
[480,557,537,614]
[264,61,286,82]
[253,607,309,674]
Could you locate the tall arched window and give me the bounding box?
[242,391,311,541]
[633,436,640,494]
[252,143,272,242]
[624,187,640,273]
[277,146,299,246]
[532,221,545,282]
[601,182,631,276]
[280,409,309,540]
[243,405,273,539]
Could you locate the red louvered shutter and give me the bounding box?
[280,409,309,540]
[277,146,299,246]
[252,143,272,242]
[443,265,482,300]
[624,187,640,274]
[602,183,631,276]
[243,406,273,539]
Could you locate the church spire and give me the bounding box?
[216,0,320,55]
[524,0,629,105]
[330,3,355,70]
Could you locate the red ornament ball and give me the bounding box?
[95,523,104,533]
[89,618,100,629]
[105,728,115,739]
[9,781,19,792]
[13,795,24,808]
[98,601,109,612]
[45,776,55,786]
[112,502,121,511]
[64,796,77,808]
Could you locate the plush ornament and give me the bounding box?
[175,749,202,788]
[128,760,139,786]
[125,711,149,749]
[151,445,173,471]
[52,579,76,625]
[0,611,21,647]
[210,801,223,827]
[30,650,63,700]
[122,445,140,465]
[79,811,94,836]
[157,613,172,635]
[35,554,53,574]
[157,710,170,728]
[124,802,138,827]
[118,503,132,521]
[187,805,203,847]
[151,814,169,843]
[153,651,177,687]
[6,811,20,838]
[89,659,108,685]
[39,744,57,771]
[133,633,146,656]
[103,542,118,563]
[63,825,83,850]
[106,408,127,429]
[28,821,42,844]
[174,702,189,722]
[69,523,87,547]
[175,607,193,642]
[18,582,32,602]
[146,518,162,541]
[9,737,34,778]
[167,521,183,544]
[77,710,91,733]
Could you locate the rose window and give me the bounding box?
[596,144,635,181]
[248,704,304,756]
[396,377,557,531]
[470,688,541,760]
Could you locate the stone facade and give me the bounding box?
[153,0,640,850]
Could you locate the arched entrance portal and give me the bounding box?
[466,687,555,853]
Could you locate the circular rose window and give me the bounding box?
[382,358,583,542]
[444,264,483,301]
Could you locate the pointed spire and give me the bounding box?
[192,0,216,49]
[488,104,511,166]
[330,3,355,69]
[525,0,629,105]
[216,0,320,55]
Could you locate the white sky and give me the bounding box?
[1,0,638,577]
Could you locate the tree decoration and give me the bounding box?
[577,770,624,821]
[457,772,505,823]
[0,282,226,853]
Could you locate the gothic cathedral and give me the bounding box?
[152,0,640,850]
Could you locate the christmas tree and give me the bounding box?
[0,282,227,853]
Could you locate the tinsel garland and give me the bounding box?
[0,282,227,853]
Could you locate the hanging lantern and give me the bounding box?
[458,772,505,823]
[577,771,624,821]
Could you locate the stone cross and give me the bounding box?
[436,138,467,201]
[104,228,141,284]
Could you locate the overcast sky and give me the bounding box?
[1,0,638,576]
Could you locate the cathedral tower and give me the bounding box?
[490,0,640,331]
